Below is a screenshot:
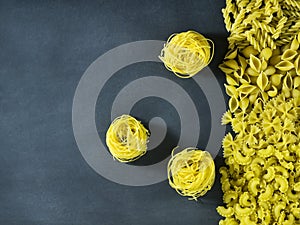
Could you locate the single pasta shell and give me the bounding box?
[240,97,249,112]
[291,38,299,51]
[294,77,300,88]
[281,49,298,61]
[225,84,239,98]
[292,89,300,99]
[294,55,300,75]
[229,96,239,112]
[219,64,235,74]
[250,54,262,73]
[270,74,283,86]
[260,48,273,61]
[275,61,294,71]
[238,84,257,95]
[257,72,269,91]
[242,46,259,58]
[223,59,239,70]
[246,67,260,76]
[261,59,268,71]
[283,73,293,89]
[264,66,276,75]
[226,74,239,86]
[238,55,247,73]
[225,49,238,59]
[240,74,251,84]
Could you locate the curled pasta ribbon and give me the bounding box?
[159,30,214,79]
[167,147,215,200]
[106,114,149,163]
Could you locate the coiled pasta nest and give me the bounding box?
[167,148,215,200]
[159,30,214,78]
[106,114,149,162]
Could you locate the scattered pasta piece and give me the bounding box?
[159,30,214,78]
[106,114,149,162]
[167,147,215,200]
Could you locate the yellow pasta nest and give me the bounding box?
[106,114,149,163]
[159,30,214,79]
[167,148,215,200]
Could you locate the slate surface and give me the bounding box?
[0,1,230,224]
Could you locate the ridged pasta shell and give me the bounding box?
[275,61,294,71]
[281,49,298,61]
[226,74,239,86]
[240,97,249,112]
[223,59,239,70]
[260,48,273,61]
[264,66,276,75]
[270,74,283,86]
[257,72,269,91]
[238,55,248,73]
[292,89,300,99]
[219,64,235,74]
[242,46,259,58]
[240,74,251,84]
[294,77,300,88]
[225,84,239,98]
[225,49,238,59]
[229,96,239,112]
[246,67,260,76]
[294,55,300,75]
[238,84,257,95]
[250,55,262,72]
[261,59,268,71]
[291,37,299,51]
[283,73,293,89]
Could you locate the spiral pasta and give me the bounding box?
[106,114,149,162]
[159,30,214,78]
[167,147,215,200]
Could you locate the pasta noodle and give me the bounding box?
[167,147,215,200]
[159,30,214,78]
[106,114,149,162]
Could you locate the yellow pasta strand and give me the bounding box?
[159,30,214,79]
[167,147,215,200]
[106,114,149,163]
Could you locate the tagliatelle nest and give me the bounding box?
[159,30,214,79]
[106,114,149,163]
[167,147,216,200]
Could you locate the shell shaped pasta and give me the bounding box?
[270,74,283,86]
[275,60,294,71]
[229,96,239,113]
[257,72,269,91]
[294,55,300,75]
[281,49,298,61]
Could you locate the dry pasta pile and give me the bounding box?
[218,1,300,224]
[106,114,149,163]
[167,148,215,200]
[159,30,214,79]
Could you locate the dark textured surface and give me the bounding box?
[0,1,229,224]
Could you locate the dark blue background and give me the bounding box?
[0,1,229,224]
